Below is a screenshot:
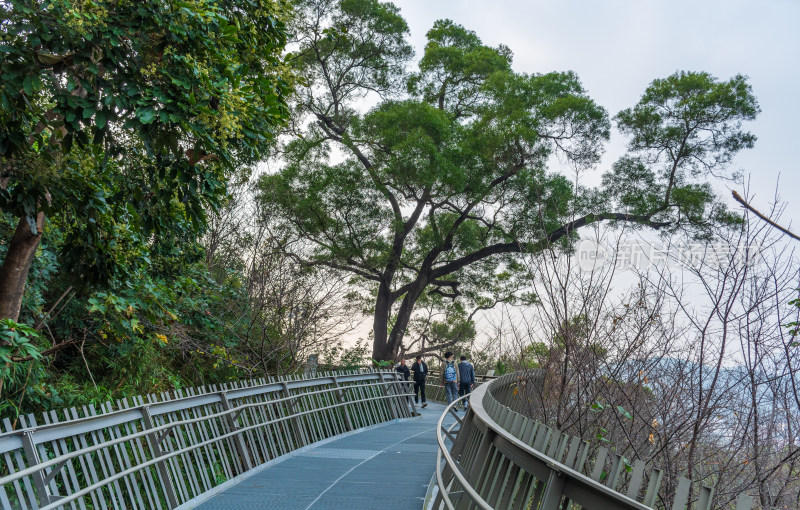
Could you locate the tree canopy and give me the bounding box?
[0,0,297,415]
[259,0,759,360]
[0,0,292,320]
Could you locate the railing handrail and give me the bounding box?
[0,371,391,449]
[433,381,652,510]
[434,394,492,510]
[432,371,755,510]
[0,379,409,487]
[32,390,410,510]
[0,370,416,510]
[426,371,497,381]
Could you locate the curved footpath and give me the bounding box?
[190,402,452,510]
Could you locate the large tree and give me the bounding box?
[260,0,759,361]
[0,0,292,321]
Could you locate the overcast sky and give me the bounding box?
[395,0,800,223]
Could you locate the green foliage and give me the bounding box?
[606,71,758,237]
[0,318,47,418]
[616,72,758,168]
[0,253,262,419]
[319,339,371,370]
[785,293,800,340]
[263,1,621,358]
[616,405,633,421]
[0,0,292,287]
[493,359,511,376]
[407,19,512,116]
[263,2,758,361]
[0,319,43,364]
[371,358,393,368]
[292,0,412,106]
[0,0,295,419]
[0,0,764,420]
[622,457,633,474]
[1,0,291,164]
[0,200,318,420]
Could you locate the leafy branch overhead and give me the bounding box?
[0,0,293,318]
[260,0,759,360]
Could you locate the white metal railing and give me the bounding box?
[431,372,755,510]
[0,370,415,509]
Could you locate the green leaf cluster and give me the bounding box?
[0,0,298,415]
[0,0,292,287]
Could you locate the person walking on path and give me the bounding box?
[396,358,412,406]
[458,355,476,409]
[396,358,410,380]
[411,355,429,408]
[442,352,459,408]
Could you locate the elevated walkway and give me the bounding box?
[194,403,452,510]
[2,370,756,509]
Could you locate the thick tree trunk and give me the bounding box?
[385,290,419,357]
[372,283,393,361]
[372,281,425,362]
[371,339,394,362]
[0,213,45,321]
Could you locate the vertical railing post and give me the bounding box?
[467,428,497,482]
[378,372,399,420]
[280,382,306,447]
[450,408,474,458]
[141,406,180,509]
[539,469,566,510]
[21,430,60,506]
[332,376,354,431]
[388,372,416,417]
[403,379,417,416]
[219,392,253,473]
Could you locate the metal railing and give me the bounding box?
[0,370,414,510]
[422,371,494,404]
[426,372,498,383]
[432,372,755,510]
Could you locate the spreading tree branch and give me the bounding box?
[731,190,800,242]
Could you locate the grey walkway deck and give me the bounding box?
[194,402,453,510]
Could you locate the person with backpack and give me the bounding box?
[410,355,429,408]
[458,355,476,409]
[442,352,459,408]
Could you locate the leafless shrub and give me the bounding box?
[202,176,360,374]
[489,190,800,508]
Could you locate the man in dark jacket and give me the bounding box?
[458,355,476,409]
[396,358,410,380]
[410,355,428,408]
[396,358,412,407]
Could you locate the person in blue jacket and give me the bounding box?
[458,355,476,409]
[442,352,459,407]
